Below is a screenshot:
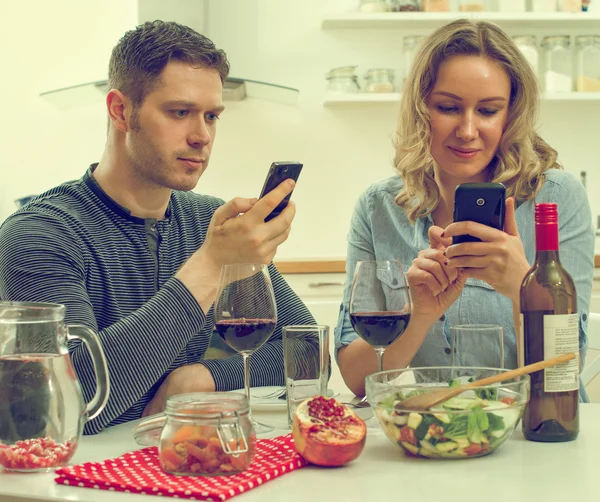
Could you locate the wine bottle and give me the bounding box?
[520,203,579,442]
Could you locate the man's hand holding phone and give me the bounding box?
[176,178,297,312]
[442,197,530,303]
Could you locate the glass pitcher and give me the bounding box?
[0,302,109,472]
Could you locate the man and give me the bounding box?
[0,21,316,434]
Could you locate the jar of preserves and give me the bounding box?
[134,393,256,476]
[326,66,360,93]
[575,35,600,92]
[403,35,427,83]
[541,36,573,93]
[364,68,396,93]
[513,35,539,76]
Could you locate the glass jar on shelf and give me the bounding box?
[531,0,557,11]
[403,35,427,83]
[541,36,573,93]
[390,0,421,10]
[458,0,486,11]
[358,0,390,12]
[513,35,539,76]
[575,35,600,92]
[421,0,450,9]
[326,66,360,93]
[363,68,396,93]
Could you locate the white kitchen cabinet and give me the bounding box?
[283,273,349,394]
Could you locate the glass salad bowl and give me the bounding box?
[366,367,530,459]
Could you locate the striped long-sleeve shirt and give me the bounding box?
[0,167,316,434]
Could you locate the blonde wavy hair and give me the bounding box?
[394,19,560,223]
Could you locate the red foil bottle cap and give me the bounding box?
[535,203,559,251]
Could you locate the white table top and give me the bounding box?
[0,402,596,502]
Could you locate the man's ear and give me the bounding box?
[106,89,133,133]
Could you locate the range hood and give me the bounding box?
[40,78,299,110]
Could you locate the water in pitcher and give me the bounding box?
[0,353,84,470]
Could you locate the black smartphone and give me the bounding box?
[259,161,303,222]
[452,182,506,244]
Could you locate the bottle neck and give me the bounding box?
[535,220,559,253]
[535,250,560,265]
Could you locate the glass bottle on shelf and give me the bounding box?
[363,69,396,93]
[531,0,557,11]
[575,36,600,92]
[326,66,361,94]
[403,35,426,84]
[541,36,573,93]
[421,0,450,9]
[358,0,390,11]
[513,35,539,76]
[390,0,421,10]
[458,0,486,11]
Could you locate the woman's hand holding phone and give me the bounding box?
[442,197,530,303]
[407,225,467,325]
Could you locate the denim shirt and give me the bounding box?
[335,169,594,401]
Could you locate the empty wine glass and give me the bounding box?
[349,260,411,426]
[214,263,277,435]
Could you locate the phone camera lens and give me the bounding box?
[476,198,485,206]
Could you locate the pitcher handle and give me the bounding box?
[66,325,110,420]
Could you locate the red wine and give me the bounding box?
[349,311,410,347]
[214,319,276,353]
[520,203,579,442]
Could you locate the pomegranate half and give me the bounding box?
[292,396,366,467]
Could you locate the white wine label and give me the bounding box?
[543,313,580,393]
[518,314,525,368]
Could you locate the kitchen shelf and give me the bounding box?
[324,91,600,105]
[321,12,600,30]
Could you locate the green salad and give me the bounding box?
[376,385,523,459]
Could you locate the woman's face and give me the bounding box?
[427,55,511,186]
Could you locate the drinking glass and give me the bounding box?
[450,324,505,369]
[214,263,277,435]
[283,325,330,427]
[349,260,411,374]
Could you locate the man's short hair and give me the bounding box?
[108,20,230,107]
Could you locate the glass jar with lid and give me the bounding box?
[498,0,526,11]
[364,68,396,93]
[541,36,573,93]
[390,0,421,11]
[326,66,360,94]
[403,35,427,83]
[575,36,600,92]
[513,35,539,76]
[133,393,256,476]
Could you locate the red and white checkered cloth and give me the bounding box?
[55,433,307,501]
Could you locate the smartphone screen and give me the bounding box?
[452,182,506,244]
[259,162,303,222]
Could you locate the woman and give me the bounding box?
[335,19,594,398]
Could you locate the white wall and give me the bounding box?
[0,0,138,220]
[1,0,599,260]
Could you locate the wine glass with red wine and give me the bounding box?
[350,260,411,374]
[214,263,277,435]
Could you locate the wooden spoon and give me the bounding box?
[396,352,576,412]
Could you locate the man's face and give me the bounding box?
[126,61,224,191]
